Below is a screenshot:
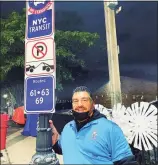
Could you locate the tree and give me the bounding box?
[0,9,99,90]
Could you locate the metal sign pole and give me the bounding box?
[30,114,59,164]
[24,1,58,164]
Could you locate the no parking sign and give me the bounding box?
[32,42,47,59]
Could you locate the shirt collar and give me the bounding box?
[70,119,98,129]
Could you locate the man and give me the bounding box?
[50,86,138,164]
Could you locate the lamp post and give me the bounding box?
[104,1,122,107]
[2,93,12,117]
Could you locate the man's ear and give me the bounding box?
[92,101,95,109]
[92,100,95,106]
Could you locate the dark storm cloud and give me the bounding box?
[118,33,131,43]
[116,2,157,64]
[1,1,157,66]
[1,1,25,18]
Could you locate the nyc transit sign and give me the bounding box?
[26,1,54,39]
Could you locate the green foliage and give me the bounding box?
[0,9,99,90]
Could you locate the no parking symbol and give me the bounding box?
[25,38,55,76]
[32,42,47,59]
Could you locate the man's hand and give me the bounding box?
[49,120,59,145]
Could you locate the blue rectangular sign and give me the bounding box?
[25,76,55,113]
[27,9,53,39]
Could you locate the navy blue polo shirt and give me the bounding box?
[58,118,132,164]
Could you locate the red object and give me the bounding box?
[12,106,26,125]
[0,114,9,150]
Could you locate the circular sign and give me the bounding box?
[32,42,47,59]
[28,1,52,14]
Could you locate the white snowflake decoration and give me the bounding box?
[95,104,111,119]
[109,102,157,151]
[125,102,157,151]
[111,103,133,140]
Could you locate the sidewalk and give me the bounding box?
[1,127,63,164]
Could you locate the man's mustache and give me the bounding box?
[75,106,86,110]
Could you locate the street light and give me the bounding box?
[106,1,122,15]
[107,1,118,10]
[116,6,122,14]
[3,94,8,99]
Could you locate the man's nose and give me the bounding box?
[78,100,83,106]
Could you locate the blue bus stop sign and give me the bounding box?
[25,76,55,113]
[28,1,52,14]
